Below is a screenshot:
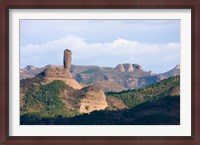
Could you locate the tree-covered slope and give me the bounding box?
[20,76,180,125]
[21,96,180,125]
[21,80,80,118]
[106,76,180,108]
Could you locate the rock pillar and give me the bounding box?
[63,49,72,70]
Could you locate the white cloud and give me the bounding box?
[20,20,180,46]
[20,35,180,73]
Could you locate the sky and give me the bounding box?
[20,20,180,73]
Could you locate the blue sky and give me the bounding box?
[20,20,180,73]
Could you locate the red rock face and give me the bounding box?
[63,49,72,70]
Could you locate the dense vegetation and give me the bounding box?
[106,76,180,108]
[21,96,180,125]
[20,76,180,125]
[21,80,80,118]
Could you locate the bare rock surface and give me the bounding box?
[115,63,142,72]
[44,77,82,89]
[106,96,127,110]
[43,66,72,78]
[115,64,125,72]
[79,86,108,113]
[64,49,72,70]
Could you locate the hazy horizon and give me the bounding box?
[20,20,180,73]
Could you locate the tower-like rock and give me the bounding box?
[64,49,72,70]
[41,49,82,89]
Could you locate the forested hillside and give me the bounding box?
[106,76,180,108]
[20,76,180,125]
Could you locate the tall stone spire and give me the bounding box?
[41,49,82,89]
[63,49,72,70]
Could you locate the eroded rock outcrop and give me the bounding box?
[40,49,82,89]
[123,64,134,72]
[115,63,142,72]
[79,86,108,113]
[64,49,72,70]
[43,66,72,78]
[115,64,125,72]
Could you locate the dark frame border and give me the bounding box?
[0,0,199,144]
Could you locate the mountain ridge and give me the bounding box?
[20,63,180,92]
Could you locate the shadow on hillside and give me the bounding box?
[20,96,180,125]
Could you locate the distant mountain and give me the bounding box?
[20,65,45,80]
[158,65,180,80]
[71,63,180,91]
[20,64,180,92]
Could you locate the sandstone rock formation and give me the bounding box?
[44,77,82,89]
[43,66,72,78]
[64,49,72,70]
[115,63,142,72]
[106,96,127,110]
[115,64,125,72]
[40,49,82,89]
[79,86,108,113]
[123,64,134,72]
